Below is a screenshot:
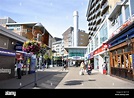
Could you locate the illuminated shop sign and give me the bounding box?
[72,56,81,60]
[0,48,15,56]
[14,45,22,51]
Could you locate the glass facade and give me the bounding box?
[100,22,108,44]
[119,11,123,26]
[91,40,94,51]
[94,35,98,49]
[125,5,130,20]
[69,49,86,57]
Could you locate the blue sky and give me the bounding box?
[0,0,89,38]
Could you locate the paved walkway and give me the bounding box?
[55,67,134,89]
[0,66,68,89]
[0,66,134,89]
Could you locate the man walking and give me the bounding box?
[17,60,23,79]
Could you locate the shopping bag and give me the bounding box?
[79,70,84,75]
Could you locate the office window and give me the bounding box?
[94,35,98,49]
[100,22,108,44]
[125,5,130,20]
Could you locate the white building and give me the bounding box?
[86,0,134,75]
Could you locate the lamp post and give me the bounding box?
[32,22,45,87]
[62,54,64,67]
[52,50,56,67]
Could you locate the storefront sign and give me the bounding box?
[14,45,22,51]
[0,48,15,56]
[110,16,134,39]
[94,43,108,55]
[72,56,81,60]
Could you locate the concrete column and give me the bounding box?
[122,5,126,23]
[73,11,79,47]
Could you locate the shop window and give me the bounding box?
[113,55,118,67]
[124,54,132,69]
[124,46,132,52]
[124,54,129,68]
[112,56,115,67]
[112,50,116,55]
[117,55,121,67]
[117,48,123,54]
[128,54,132,69]
[121,55,124,68]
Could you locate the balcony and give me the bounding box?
[96,17,102,25]
[96,10,101,18]
[92,14,96,20]
[93,26,97,31]
[95,0,100,4]
[95,2,100,11]
[101,2,109,16]
[100,0,107,8]
[93,19,96,25]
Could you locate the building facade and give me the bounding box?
[86,0,134,81]
[0,25,27,80]
[62,26,88,66]
[0,17,55,72]
[0,17,16,27]
[107,0,134,80]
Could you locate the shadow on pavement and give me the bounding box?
[88,79,96,81]
[90,72,100,75]
[64,80,84,85]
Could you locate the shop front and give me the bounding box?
[15,51,32,75]
[93,43,110,74]
[88,52,94,69]
[108,23,134,81]
[65,47,87,67]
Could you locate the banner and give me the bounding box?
[132,54,134,69]
[30,55,36,73]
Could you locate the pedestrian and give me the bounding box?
[17,60,23,79]
[102,62,107,74]
[79,61,85,75]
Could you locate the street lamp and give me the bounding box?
[62,54,64,68]
[32,22,45,87]
[32,22,45,41]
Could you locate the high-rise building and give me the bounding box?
[62,11,88,66]
[86,0,134,81]
[86,0,121,39]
